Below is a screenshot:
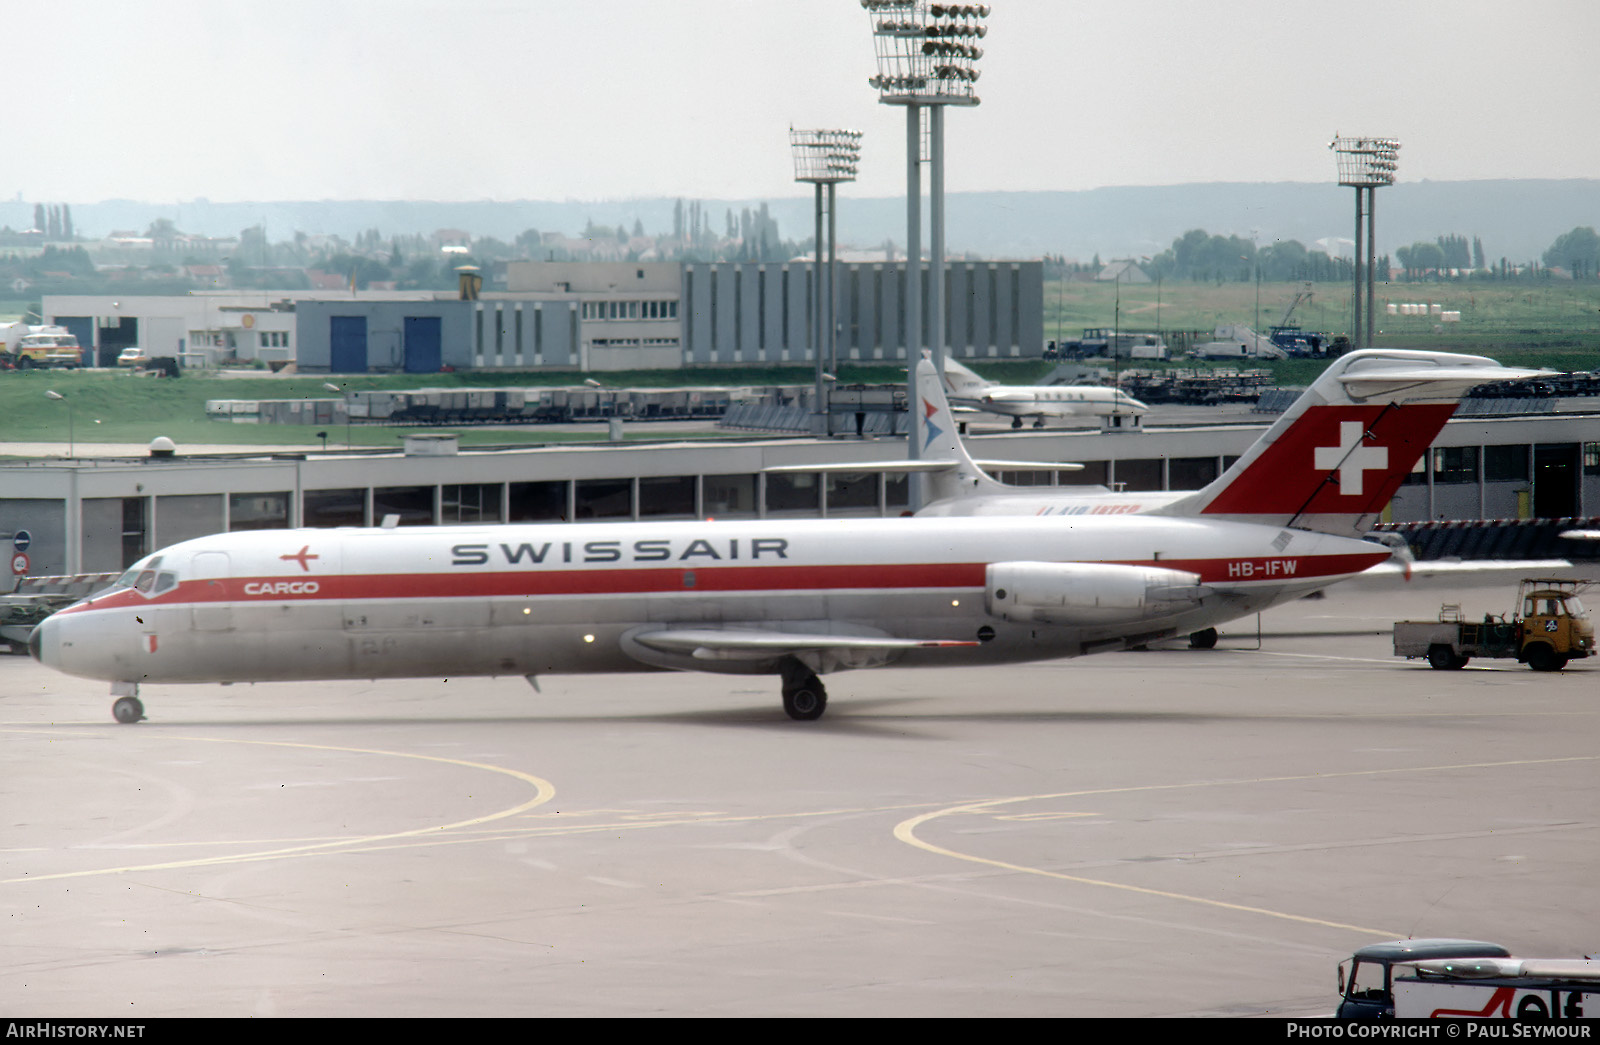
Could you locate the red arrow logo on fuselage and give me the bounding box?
[280,545,319,572]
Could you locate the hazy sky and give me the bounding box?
[15,0,1599,204]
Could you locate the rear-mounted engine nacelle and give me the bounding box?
[985,561,1209,625]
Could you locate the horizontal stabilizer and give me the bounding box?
[1340,557,1574,588]
[1337,362,1552,402]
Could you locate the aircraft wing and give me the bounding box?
[975,459,1085,472]
[765,460,968,474]
[632,627,978,662]
[764,460,1082,474]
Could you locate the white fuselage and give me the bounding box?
[917,488,1189,518]
[34,516,1387,687]
[949,384,1149,420]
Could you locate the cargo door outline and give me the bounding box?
[342,534,487,666]
[190,551,234,631]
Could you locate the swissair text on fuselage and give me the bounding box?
[450,538,792,567]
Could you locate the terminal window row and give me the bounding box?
[580,300,678,321]
[1404,442,1599,485]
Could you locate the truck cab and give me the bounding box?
[1338,939,1511,1018]
[1518,578,1593,671]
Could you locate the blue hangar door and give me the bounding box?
[403,316,442,373]
[329,316,368,373]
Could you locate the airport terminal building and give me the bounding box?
[2,406,1595,577]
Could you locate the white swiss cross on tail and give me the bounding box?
[1313,421,1388,496]
[1172,349,1552,538]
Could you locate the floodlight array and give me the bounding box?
[1330,136,1401,187]
[862,0,988,105]
[790,128,864,183]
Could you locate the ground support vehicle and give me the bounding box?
[0,573,118,654]
[0,593,74,653]
[1394,578,1593,672]
[1338,939,1512,1018]
[3,328,83,369]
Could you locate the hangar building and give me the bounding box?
[44,259,1044,374]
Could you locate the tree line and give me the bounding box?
[1077,226,1600,284]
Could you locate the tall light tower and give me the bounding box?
[863,1,986,477]
[1331,136,1399,350]
[790,128,862,436]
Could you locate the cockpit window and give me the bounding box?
[112,556,164,591]
[112,559,178,598]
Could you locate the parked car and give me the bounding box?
[117,346,151,368]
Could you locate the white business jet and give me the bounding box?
[941,357,1149,428]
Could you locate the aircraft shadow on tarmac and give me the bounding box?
[26,697,1500,737]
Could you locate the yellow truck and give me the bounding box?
[1,324,83,369]
[1394,578,1593,672]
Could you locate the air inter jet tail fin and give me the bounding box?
[916,354,1012,502]
[766,355,1078,504]
[915,353,1089,502]
[1154,349,1552,538]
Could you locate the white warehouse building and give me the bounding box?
[43,258,1045,373]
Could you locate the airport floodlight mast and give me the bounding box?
[790,128,862,437]
[1330,135,1399,350]
[863,1,987,493]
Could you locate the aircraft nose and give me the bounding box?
[28,616,60,668]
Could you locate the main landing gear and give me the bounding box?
[779,660,828,721]
[111,683,144,724]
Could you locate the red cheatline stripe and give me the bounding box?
[60,553,1391,614]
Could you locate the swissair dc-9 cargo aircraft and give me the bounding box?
[30,349,1542,724]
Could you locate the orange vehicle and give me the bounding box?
[1394,578,1594,672]
[8,329,84,369]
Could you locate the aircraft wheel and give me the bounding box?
[112,696,145,724]
[1010,417,1022,429]
[1188,628,1218,650]
[1427,645,1468,670]
[782,676,827,721]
